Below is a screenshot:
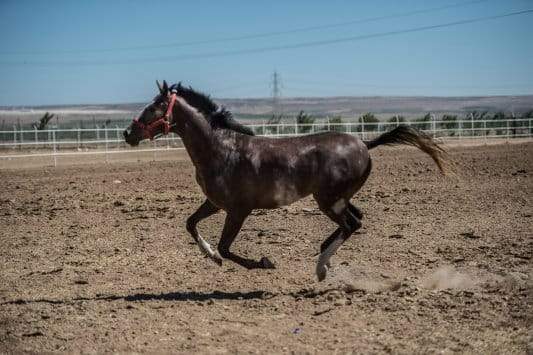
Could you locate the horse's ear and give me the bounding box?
[156,80,163,94]
[163,80,169,93]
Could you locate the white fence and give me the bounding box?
[1,118,531,166]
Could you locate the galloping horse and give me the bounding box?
[124,81,448,281]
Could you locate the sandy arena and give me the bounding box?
[1,142,532,353]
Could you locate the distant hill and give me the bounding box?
[218,95,533,118]
[1,95,532,125]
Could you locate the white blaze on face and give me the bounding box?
[332,198,346,214]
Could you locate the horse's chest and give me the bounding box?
[194,172,207,194]
[194,170,234,208]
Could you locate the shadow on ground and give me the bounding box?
[2,290,275,306]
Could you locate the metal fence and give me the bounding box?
[1,118,531,166]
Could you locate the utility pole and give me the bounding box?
[270,71,282,117]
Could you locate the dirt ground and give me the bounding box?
[1,142,532,354]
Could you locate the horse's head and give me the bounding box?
[123,80,177,146]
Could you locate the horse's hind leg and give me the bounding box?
[186,199,222,265]
[348,203,363,220]
[315,199,362,281]
[217,212,276,269]
[319,202,363,253]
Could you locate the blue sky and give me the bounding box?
[0,0,532,105]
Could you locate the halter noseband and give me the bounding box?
[133,92,177,140]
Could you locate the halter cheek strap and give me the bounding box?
[133,93,177,140]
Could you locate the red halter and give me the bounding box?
[133,93,177,140]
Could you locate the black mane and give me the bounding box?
[171,83,254,136]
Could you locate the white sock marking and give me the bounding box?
[197,235,215,257]
[316,237,343,279]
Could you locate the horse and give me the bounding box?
[124,80,449,281]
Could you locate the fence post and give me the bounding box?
[294,120,298,136]
[115,126,120,149]
[104,127,109,163]
[483,120,487,144]
[77,128,81,150]
[431,113,436,138]
[506,120,510,141]
[52,130,57,167]
[13,125,17,149]
[471,113,474,138]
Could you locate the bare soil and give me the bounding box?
[1,142,532,354]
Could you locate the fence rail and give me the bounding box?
[1,118,532,166]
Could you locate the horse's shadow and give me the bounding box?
[3,290,274,306]
[117,290,272,302]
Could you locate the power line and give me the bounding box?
[2,9,532,67]
[0,0,490,55]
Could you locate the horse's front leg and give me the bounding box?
[186,199,222,265]
[217,212,276,269]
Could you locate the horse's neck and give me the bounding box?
[172,98,215,169]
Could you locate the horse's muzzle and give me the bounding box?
[123,128,139,146]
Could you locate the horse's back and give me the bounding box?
[249,131,365,152]
[247,131,371,193]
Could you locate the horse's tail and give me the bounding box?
[364,125,449,174]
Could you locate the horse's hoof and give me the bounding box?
[260,257,276,269]
[316,264,328,282]
[212,252,223,266]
